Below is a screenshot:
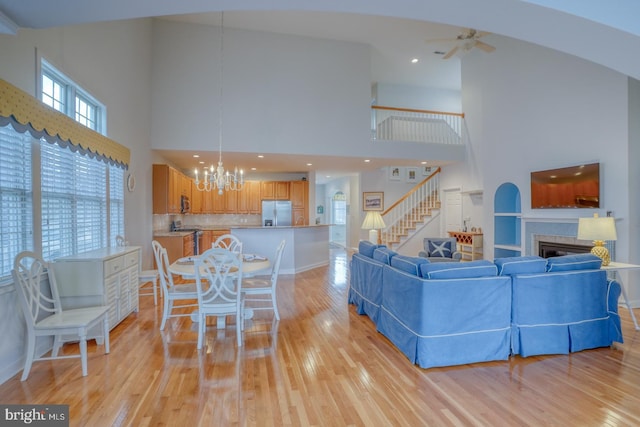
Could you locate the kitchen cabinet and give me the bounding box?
[290,180,309,225]
[201,229,231,251]
[153,234,194,265]
[237,181,261,214]
[261,181,289,200]
[191,180,203,214]
[153,164,191,214]
[224,189,238,213]
[51,246,141,331]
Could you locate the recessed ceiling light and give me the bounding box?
[257,155,264,158]
[411,58,419,64]
[199,161,205,164]
[364,159,371,163]
[251,167,257,171]
[421,161,427,165]
[306,163,312,166]
[193,154,200,158]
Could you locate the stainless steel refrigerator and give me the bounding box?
[262,200,292,226]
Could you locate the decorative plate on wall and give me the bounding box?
[127,173,136,192]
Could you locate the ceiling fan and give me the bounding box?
[427,28,496,59]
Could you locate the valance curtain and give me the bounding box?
[0,78,130,168]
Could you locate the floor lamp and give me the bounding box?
[362,211,386,244]
[577,213,617,266]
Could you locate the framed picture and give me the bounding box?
[389,166,402,181]
[363,192,384,211]
[422,166,432,176]
[406,167,418,183]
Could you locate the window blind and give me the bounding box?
[109,165,124,246]
[41,141,107,260]
[0,124,33,280]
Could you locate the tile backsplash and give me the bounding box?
[153,214,261,232]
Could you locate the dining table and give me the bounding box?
[168,253,271,328]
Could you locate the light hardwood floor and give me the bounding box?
[3,247,640,426]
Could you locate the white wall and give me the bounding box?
[374,83,462,112]
[0,19,155,384]
[461,36,630,262]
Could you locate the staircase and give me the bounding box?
[381,168,441,249]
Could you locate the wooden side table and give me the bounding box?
[448,231,483,261]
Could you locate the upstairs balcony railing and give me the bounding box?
[371,106,465,145]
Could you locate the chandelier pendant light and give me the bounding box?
[194,10,244,195]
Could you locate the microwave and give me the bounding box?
[180,195,191,214]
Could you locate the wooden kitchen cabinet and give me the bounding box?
[290,180,309,225]
[191,180,202,214]
[153,164,180,214]
[153,234,194,265]
[238,181,261,214]
[51,246,141,331]
[201,229,231,251]
[261,181,289,200]
[153,164,194,214]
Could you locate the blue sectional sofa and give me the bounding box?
[349,243,623,369]
[496,254,623,357]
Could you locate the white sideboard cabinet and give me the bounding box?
[51,246,141,330]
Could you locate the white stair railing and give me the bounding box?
[372,106,465,145]
[381,168,441,246]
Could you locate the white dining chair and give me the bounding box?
[194,247,244,349]
[213,233,243,256]
[152,240,198,330]
[241,239,286,326]
[12,251,110,381]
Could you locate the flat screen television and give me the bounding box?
[531,162,600,209]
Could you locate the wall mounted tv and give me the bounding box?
[531,162,600,209]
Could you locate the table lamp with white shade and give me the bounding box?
[362,211,386,244]
[577,213,617,266]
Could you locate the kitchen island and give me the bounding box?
[231,225,330,274]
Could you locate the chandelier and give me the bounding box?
[194,11,244,195]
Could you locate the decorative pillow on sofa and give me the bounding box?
[390,254,429,276]
[428,239,454,258]
[358,240,384,258]
[419,260,497,279]
[373,247,397,265]
[494,256,547,276]
[546,253,602,272]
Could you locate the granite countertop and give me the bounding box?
[153,231,195,237]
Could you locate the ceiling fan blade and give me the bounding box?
[474,40,496,53]
[442,45,459,59]
[474,31,492,39]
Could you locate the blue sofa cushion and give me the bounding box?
[419,260,498,279]
[358,240,384,258]
[373,247,397,265]
[495,256,547,276]
[390,254,429,276]
[546,253,602,272]
[427,239,454,258]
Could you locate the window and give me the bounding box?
[109,165,125,247]
[0,123,33,280]
[41,142,108,260]
[0,61,124,283]
[41,59,105,133]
